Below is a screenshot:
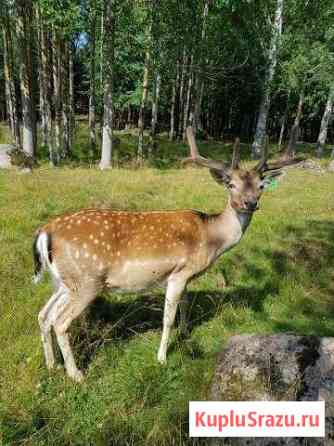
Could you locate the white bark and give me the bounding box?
[151,73,161,137]
[286,90,304,157]
[99,0,114,170]
[252,0,283,158]
[137,48,150,162]
[192,0,209,133]
[316,85,334,157]
[17,0,36,157]
[169,61,179,141]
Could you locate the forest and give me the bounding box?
[1,0,334,166]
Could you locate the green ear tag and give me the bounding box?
[266,178,279,191]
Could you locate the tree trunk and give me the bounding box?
[286,90,304,158]
[89,0,97,157]
[17,0,36,157]
[316,85,334,158]
[183,55,193,141]
[126,103,132,129]
[99,0,115,170]
[278,91,290,150]
[38,9,54,164]
[169,61,179,141]
[69,43,75,144]
[62,41,71,158]
[137,48,150,162]
[252,0,283,158]
[178,48,187,139]
[2,10,21,149]
[151,72,161,137]
[52,28,62,163]
[192,0,209,133]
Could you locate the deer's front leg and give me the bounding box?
[158,277,187,364]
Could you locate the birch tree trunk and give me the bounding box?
[52,28,62,163]
[169,61,179,141]
[36,6,47,147]
[137,48,150,162]
[89,0,97,157]
[151,73,161,137]
[17,0,36,157]
[69,44,75,144]
[39,10,54,164]
[192,0,209,133]
[183,55,193,140]
[62,41,71,158]
[178,49,187,139]
[286,90,304,157]
[252,0,283,158]
[99,0,115,170]
[278,91,290,150]
[316,85,334,158]
[2,11,21,149]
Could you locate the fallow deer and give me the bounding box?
[33,128,300,382]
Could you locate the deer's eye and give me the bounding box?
[259,183,265,190]
[229,183,236,189]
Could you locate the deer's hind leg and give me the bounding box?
[51,281,99,382]
[38,286,68,369]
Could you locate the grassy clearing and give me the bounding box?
[0,127,334,445]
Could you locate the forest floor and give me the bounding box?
[1,121,334,445]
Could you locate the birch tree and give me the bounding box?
[252,0,283,158]
[99,0,115,169]
[316,85,334,157]
[89,0,97,157]
[2,5,21,148]
[16,0,36,157]
[137,48,150,162]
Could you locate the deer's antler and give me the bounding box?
[185,127,232,171]
[254,136,303,174]
[231,137,240,169]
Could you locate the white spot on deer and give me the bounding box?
[100,231,105,237]
[89,234,94,240]
[77,220,81,225]
[94,239,99,245]
[98,262,104,271]
[107,244,111,250]
[75,251,80,259]
[117,251,120,257]
[85,252,89,258]
[93,254,97,261]
[83,243,87,249]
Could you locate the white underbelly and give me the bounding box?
[105,258,178,292]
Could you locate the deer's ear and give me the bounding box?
[210,168,231,185]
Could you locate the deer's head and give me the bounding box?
[186,127,301,214]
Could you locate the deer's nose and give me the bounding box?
[245,199,258,211]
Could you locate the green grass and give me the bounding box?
[1,126,334,445]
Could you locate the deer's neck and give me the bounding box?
[207,199,253,258]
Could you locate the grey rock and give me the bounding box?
[0,144,14,168]
[296,159,325,174]
[210,335,334,445]
[327,160,334,172]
